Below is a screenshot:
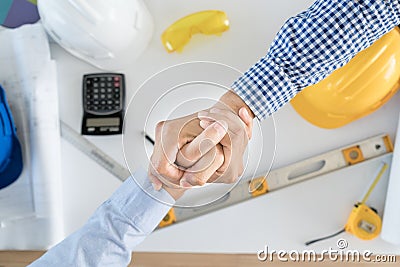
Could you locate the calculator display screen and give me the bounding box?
[86,118,120,127]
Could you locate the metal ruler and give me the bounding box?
[59,121,393,229]
[60,121,130,180]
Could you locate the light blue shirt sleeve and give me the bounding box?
[28,169,175,267]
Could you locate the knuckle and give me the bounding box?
[214,147,225,166]
[155,121,166,139]
[204,130,216,141]
[228,175,238,184]
[215,168,225,178]
[155,163,170,177]
[155,121,165,132]
[190,173,206,186]
[155,165,167,176]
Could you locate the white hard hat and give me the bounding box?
[38,0,154,70]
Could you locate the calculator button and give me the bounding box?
[84,74,124,116]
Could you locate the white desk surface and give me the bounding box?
[52,0,400,254]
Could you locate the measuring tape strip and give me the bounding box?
[59,122,393,230]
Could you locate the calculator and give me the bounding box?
[81,73,125,135]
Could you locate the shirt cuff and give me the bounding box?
[109,168,175,234]
[231,57,295,120]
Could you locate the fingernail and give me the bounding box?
[180,179,192,188]
[242,108,250,119]
[214,121,228,135]
[210,108,221,113]
[199,120,209,129]
[151,183,158,190]
[152,182,161,191]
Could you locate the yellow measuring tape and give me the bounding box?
[306,163,388,245]
[344,163,388,241]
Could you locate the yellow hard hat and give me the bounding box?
[291,28,400,129]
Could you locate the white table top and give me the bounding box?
[52,0,400,254]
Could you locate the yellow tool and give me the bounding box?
[306,163,388,245]
[157,135,392,229]
[344,163,388,240]
[161,10,230,53]
[344,203,382,241]
[291,28,400,129]
[159,209,176,228]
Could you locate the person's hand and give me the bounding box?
[148,90,255,198]
[178,90,254,186]
[194,106,253,185]
[148,114,228,199]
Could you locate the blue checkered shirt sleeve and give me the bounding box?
[232,0,400,120]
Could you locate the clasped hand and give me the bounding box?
[148,91,254,199]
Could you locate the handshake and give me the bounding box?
[148,91,255,200]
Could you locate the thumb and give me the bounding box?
[238,107,253,139]
[176,121,228,168]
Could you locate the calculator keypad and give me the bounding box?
[84,75,123,114]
